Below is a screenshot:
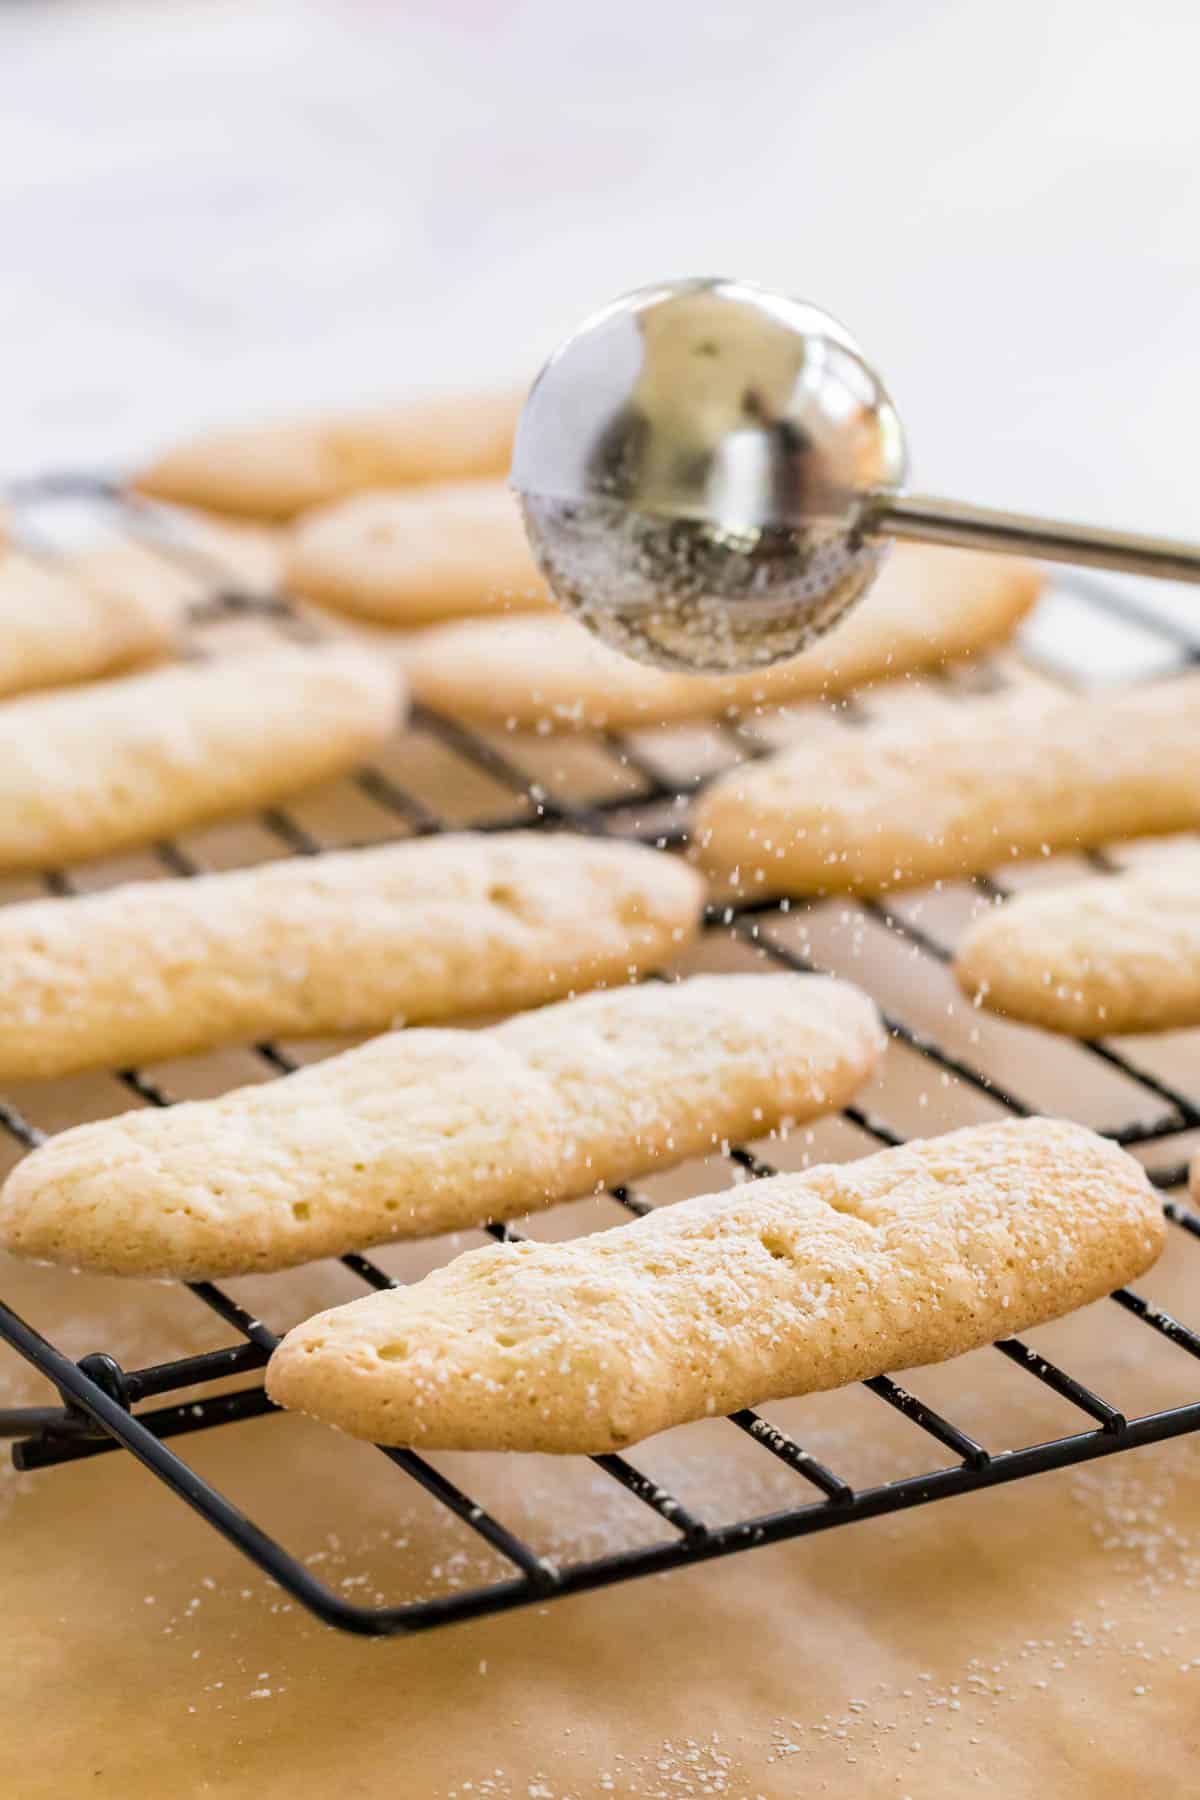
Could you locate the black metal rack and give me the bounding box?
[2,474,1200,1636]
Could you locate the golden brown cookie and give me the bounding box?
[0,644,402,871]
[132,392,523,521]
[954,856,1200,1035]
[0,549,174,699]
[266,1117,1164,1453]
[284,480,551,625]
[0,832,704,1079]
[0,974,883,1279]
[695,673,1200,898]
[402,545,1040,730]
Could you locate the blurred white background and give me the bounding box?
[2,0,1198,558]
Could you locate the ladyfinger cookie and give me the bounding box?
[66,511,283,618]
[0,833,704,1080]
[695,673,1200,899]
[955,857,1200,1036]
[285,480,551,625]
[0,645,402,872]
[403,546,1040,731]
[266,1117,1164,1454]
[0,974,884,1280]
[133,392,522,521]
[0,551,174,700]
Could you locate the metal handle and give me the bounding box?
[868,492,1200,587]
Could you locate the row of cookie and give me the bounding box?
[0,942,1166,1454]
[270,489,1047,730]
[0,494,1046,879]
[0,519,1043,729]
[176,493,1046,732]
[4,717,1200,1087]
[129,392,1047,725]
[264,470,1045,734]
[4,641,1200,1041]
[0,1024,1165,1454]
[243,526,1049,733]
[0,407,1169,1462]
[4,495,1042,768]
[130,409,1200,1042]
[0,392,528,708]
[694,670,1200,1038]
[133,393,554,640]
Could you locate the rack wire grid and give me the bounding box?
[2,471,1200,1638]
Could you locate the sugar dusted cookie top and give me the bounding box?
[695,672,1200,899]
[266,1117,1164,1454]
[956,854,1200,1036]
[0,972,883,1280]
[0,831,705,1080]
[0,643,403,871]
[403,545,1040,731]
[133,392,523,521]
[285,480,551,625]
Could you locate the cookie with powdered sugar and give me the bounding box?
[268,1118,1164,1454]
[0,973,883,1279]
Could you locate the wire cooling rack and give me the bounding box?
[2,473,1200,1637]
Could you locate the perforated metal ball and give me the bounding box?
[512,278,908,674]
